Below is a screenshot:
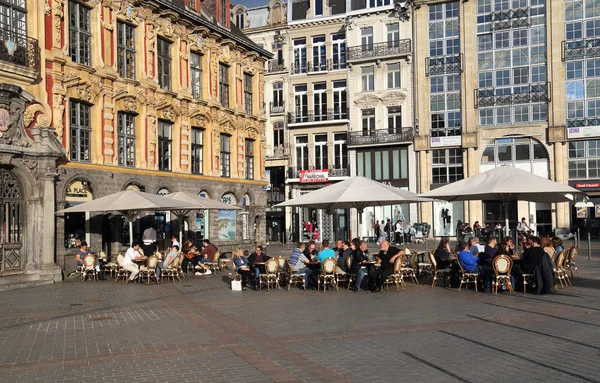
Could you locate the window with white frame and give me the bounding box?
[293,38,307,74]
[387,63,401,89]
[273,82,283,108]
[432,148,464,185]
[69,1,91,65]
[0,0,26,41]
[429,1,461,137]
[362,109,375,135]
[332,33,346,70]
[476,0,548,125]
[334,133,347,169]
[312,36,326,71]
[332,80,347,119]
[569,140,600,179]
[362,66,374,91]
[117,22,135,79]
[313,82,327,120]
[387,106,402,134]
[314,134,328,169]
[295,135,309,170]
[294,84,308,122]
[273,121,285,147]
[117,112,135,167]
[387,24,399,47]
[361,27,373,50]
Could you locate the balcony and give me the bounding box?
[0,28,40,81]
[562,38,600,61]
[347,128,414,147]
[425,54,462,76]
[287,167,350,180]
[287,108,349,125]
[267,144,290,159]
[290,59,347,74]
[347,39,411,63]
[270,102,285,115]
[267,191,286,205]
[475,83,551,108]
[266,59,286,73]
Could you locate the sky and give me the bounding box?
[233,0,271,8]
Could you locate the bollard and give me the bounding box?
[588,233,592,261]
[578,228,581,247]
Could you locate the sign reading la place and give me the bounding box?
[299,169,329,183]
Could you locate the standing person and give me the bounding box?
[142,225,157,257]
[384,219,392,242]
[374,219,381,244]
[122,243,147,283]
[248,245,270,287]
[517,217,531,233]
[394,220,403,245]
[232,248,253,290]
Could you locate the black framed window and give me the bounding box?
[334,133,347,169]
[70,101,91,162]
[314,134,328,169]
[69,1,91,65]
[190,52,202,99]
[117,22,135,79]
[244,73,253,115]
[220,134,230,177]
[220,64,229,107]
[432,148,464,184]
[387,106,402,134]
[0,0,27,43]
[158,121,171,171]
[191,127,203,175]
[245,139,254,180]
[356,147,409,184]
[157,38,171,90]
[273,83,283,107]
[362,108,375,135]
[117,112,135,167]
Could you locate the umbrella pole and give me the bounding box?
[179,217,183,247]
[503,202,510,240]
[129,221,133,247]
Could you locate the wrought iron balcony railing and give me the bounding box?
[562,38,600,61]
[267,144,289,159]
[290,59,347,74]
[491,8,529,30]
[287,167,349,179]
[266,59,286,73]
[567,118,600,128]
[425,54,463,76]
[0,28,40,71]
[287,108,349,124]
[475,83,551,108]
[267,191,286,205]
[347,39,411,62]
[270,102,285,115]
[347,128,414,147]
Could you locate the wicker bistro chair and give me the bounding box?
[114,254,130,283]
[553,250,569,288]
[401,251,419,284]
[492,255,514,295]
[202,251,221,274]
[103,253,119,279]
[139,255,160,284]
[219,252,234,273]
[274,256,290,286]
[457,257,479,292]
[566,245,580,278]
[161,258,180,283]
[81,253,98,282]
[288,260,307,290]
[335,256,350,287]
[318,258,339,292]
[259,258,280,291]
[428,252,451,288]
[384,255,406,292]
[345,255,358,290]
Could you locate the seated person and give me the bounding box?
[518,236,546,275]
[188,246,212,275]
[157,245,178,282]
[541,235,555,262]
[350,240,370,291]
[469,237,484,256]
[123,243,147,283]
[317,240,335,263]
[198,239,218,264]
[248,245,270,286]
[75,241,103,279]
[336,241,352,274]
[458,241,492,292]
[303,240,318,261]
[478,237,498,266]
[552,237,564,266]
[370,240,404,292]
[289,243,312,287]
[333,239,344,258]
[434,238,453,269]
[232,248,253,290]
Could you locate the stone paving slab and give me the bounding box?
[0,253,599,382]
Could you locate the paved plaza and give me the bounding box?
[0,244,600,382]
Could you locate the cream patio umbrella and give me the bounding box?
[419,166,585,237]
[275,176,430,238]
[163,191,243,245]
[56,190,202,246]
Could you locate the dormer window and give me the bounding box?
[235,8,245,29]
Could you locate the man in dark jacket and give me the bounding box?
[479,237,498,266]
[338,241,352,273]
[370,240,404,292]
[520,236,545,274]
[248,245,271,287]
[303,240,317,261]
[350,241,369,291]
